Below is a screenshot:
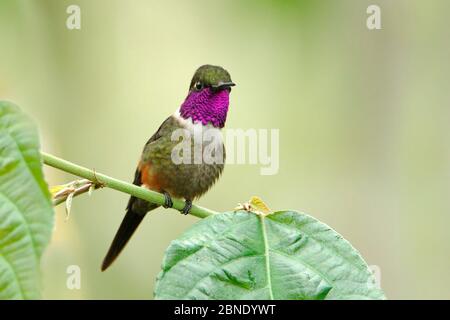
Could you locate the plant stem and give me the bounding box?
[41,152,217,219]
[52,179,99,206]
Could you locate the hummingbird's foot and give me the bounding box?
[181,199,192,215]
[162,191,173,209]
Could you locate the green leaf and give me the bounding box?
[154,211,385,300]
[0,101,54,299]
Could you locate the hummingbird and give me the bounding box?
[101,65,235,271]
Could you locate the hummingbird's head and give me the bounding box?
[179,65,235,128]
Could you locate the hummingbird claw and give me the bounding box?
[162,191,173,209]
[181,199,192,215]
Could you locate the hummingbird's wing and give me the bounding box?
[143,116,173,146]
[101,116,173,271]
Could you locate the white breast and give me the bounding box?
[173,109,223,142]
[172,109,224,167]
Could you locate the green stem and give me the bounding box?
[41,152,217,219]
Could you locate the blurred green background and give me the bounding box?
[0,0,449,299]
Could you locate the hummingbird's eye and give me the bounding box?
[194,82,203,91]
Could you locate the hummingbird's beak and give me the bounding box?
[212,81,236,92]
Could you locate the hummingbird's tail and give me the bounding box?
[101,196,158,271]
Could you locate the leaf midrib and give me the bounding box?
[259,215,274,300]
